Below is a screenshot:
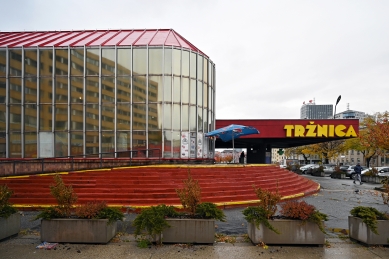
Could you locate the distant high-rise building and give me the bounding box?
[300,102,333,119]
[332,104,372,122]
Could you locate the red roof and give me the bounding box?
[0,29,207,57]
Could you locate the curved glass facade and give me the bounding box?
[0,46,215,159]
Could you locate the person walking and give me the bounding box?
[240,151,245,164]
[353,163,363,185]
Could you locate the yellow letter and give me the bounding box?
[305,124,317,137]
[295,125,305,137]
[284,125,294,137]
[335,125,346,137]
[328,125,334,137]
[316,125,328,137]
[345,125,357,137]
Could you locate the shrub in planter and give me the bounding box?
[0,185,20,240]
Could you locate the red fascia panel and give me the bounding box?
[149,30,170,46]
[92,31,121,46]
[118,30,144,46]
[216,119,360,139]
[133,30,158,46]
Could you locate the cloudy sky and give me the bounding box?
[2,0,388,119]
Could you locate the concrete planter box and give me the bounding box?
[247,220,325,245]
[361,175,383,184]
[155,218,215,244]
[331,173,346,179]
[312,171,325,177]
[41,219,117,244]
[348,216,389,245]
[0,212,21,240]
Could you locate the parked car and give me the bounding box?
[300,164,320,174]
[323,165,335,174]
[341,165,368,179]
[360,167,388,176]
[279,165,287,169]
[378,167,389,177]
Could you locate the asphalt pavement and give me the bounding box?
[1,174,389,259]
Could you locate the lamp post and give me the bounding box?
[333,95,341,119]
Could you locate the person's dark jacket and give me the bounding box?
[354,164,362,174]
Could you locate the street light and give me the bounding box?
[333,95,341,119]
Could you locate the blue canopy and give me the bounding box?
[205,124,260,142]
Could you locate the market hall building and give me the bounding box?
[0,29,359,162]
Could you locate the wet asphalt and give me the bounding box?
[1,174,389,259]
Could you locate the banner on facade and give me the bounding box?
[181,132,189,158]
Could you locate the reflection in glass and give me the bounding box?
[172,131,180,158]
[203,83,208,109]
[148,130,162,154]
[203,108,208,132]
[70,49,84,76]
[71,77,83,103]
[173,104,180,131]
[190,106,196,131]
[198,107,203,131]
[39,78,52,103]
[10,104,22,131]
[86,49,99,76]
[182,78,189,104]
[70,132,83,156]
[86,104,99,130]
[55,104,68,130]
[101,103,114,131]
[190,79,196,105]
[182,105,189,131]
[163,130,172,158]
[133,48,147,75]
[70,104,83,130]
[190,52,196,78]
[117,131,130,152]
[0,50,6,77]
[182,51,189,77]
[173,49,181,76]
[197,55,203,81]
[133,103,146,130]
[164,104,171,130]
[0,104,5,131]
[203,58,208,84]
[86,77,99,103]
[164,48,172,75]
[85,131,99,155]
[101,49,115,76]
[148,76,162,102]
[101,131,114,156]
[24,104,37,131]
[116,103,131,130]
[9,132,21,158]
[149,48,163,74]
[9,78,21,103]
[55,49,68,76]
[132,131,146,151]
[39,49,53,76]
[132,76,147,102]
[24,132,37,158]
[9,49,22,76]
[25,77,37,103]
[173,77,180,103]
[163,76,171,102]
[197,81,203,107]
[39,104,52,131]
[56,77,68,103]
[0,78,5,103]
[148,103,159,130]
[101,77,114,103]
[55,132,67,157]
[25,50,37,77]
[117,76,131,102]
[117,49,131,75]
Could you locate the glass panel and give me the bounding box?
[25,49,37,77]
[10,104,22,131]
[172,49,181,76]
[70,49,84,76]
[133,103,146,130]
[203,108,208,133]
[197,107,203,131]
[86,77,99,103]
[132,131,146,151]
[0,104,5,131]
[190,52,196,78]
[117,131,130,152]
[148,76,161,102]
[163,130,172,158]
[101,48,115,76]
[208,85,212,111]
[55,132,67,157]
[182,50,189,77]
[101,77,115,103]
[0,130,5,157]
[70,132,83,156]
[0,50,6,77]
[70,77,83,103]
[182,78,189,104]
[39,49,53,76]
[164,48,172,75]
[173,77,180,103]
[101,131,114,155]
[172,131,180,158]
[182,105,189,131]
[117,49,131,76]
[9,78,22,103]
[117,103,131,130]
[101,102,114,130]
[163,76,172,102]
[132,76,147,102]
[117,76,131,102]
[39,78,52,103]
[163,104,171,130]
[85,131,99,155]
[173,104,180,130]
[70,104,83,130]
[25,132,37,158]
[197,81,203,107]
[0,78,5,103]
[209,61,213,86]
[133,48,147,75]
[55,49,68,76]
[148,130,162,154]
[86,49,99,76]
[197,55,203,81]
[190,79,196,105]
[25,77,37,103]
[55,104,68,131]
[203,57,208,84]
[9,49,22,77]
[55,77,68,103]
[9,132,21,158]
[24,104,37,131]
[86,104,99,130]
[39,104,52,131]
[190,106,196,131]
[203,83,208,109]
[148,103,159,130]
[149,48,163,74]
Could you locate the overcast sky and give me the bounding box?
[2,0,388,119]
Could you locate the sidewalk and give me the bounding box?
[1,175,388,259]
